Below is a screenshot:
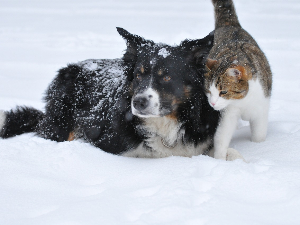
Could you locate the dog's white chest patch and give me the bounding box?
[121,116,210,158]
[143,117,181,146]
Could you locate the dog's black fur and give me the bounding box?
[0,28,220,157]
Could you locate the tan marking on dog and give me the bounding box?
[67,131,75,141]
[166,111,178,120]
[183,85,192,98]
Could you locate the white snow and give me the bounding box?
[83,61,99,71]
[1,0,300,224]
[158,48,171,58]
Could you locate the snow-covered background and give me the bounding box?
[1,0,300,224]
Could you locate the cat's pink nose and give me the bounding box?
[211,102,215,106]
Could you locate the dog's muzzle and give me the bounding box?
[131,88,160,118]
[133,97,149,112]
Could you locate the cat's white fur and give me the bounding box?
[207,79,270,160]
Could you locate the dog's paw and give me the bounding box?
[226,148,246,162]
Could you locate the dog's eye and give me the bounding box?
[163,76,171,82]
[136,74,141,80]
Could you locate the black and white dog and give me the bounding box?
[0,28,242,159]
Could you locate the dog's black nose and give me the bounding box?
[133,97,149,111]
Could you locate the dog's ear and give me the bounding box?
[117,27,155,81]
[117,27,154,62]
[180,31,214,66]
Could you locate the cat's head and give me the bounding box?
[204,58,251,110]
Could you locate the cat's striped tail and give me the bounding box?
[212,0,241,29]
[0,106,44,138]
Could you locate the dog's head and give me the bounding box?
[117,27,214,118]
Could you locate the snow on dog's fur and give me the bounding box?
[0,28,243,160]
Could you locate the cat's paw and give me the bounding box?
[226,148,246,161]
[251,135,266,143]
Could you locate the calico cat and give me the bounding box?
[204,0,272,160]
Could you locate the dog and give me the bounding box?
[0,28,243,159]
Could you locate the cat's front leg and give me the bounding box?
[250,99,270,142]
[250,115,268,142]
[214,108,239,160]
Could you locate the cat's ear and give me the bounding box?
[117,27,154,62]
[206,58,218,70]
[180,31,214,66]
[227,66,249,80]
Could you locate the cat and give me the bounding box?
[204,0,272,160]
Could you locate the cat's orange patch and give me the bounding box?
[206,58,218,70]
[215,64,251,100]
[230,65,252,81]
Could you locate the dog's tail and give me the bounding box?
[212,0,241,29]
[0,106,44,138]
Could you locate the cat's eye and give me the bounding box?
[163,76,171,82]
[220,91,228,95]
[136,74,141,80]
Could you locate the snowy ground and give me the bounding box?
[1,0,300,224]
